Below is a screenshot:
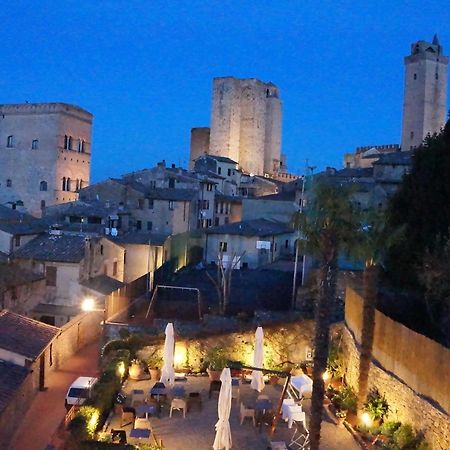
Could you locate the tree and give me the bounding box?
[300,181,358,450]
[206,249,245,315]
[354,209,400,414]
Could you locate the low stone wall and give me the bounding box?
[137,320,316,372]
[342,327,450,450]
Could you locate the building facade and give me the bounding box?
[401,36,448,150]
[0,103,93,216]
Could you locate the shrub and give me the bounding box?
[380,421,401,437]
[118,327,131,340]
[69,406,100,441]
[102,339,128,357]
[364,389,389,420]
[393,424,417,449]
[206,346,229,371]
[331,385,357,413]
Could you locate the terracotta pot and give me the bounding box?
[149,368,161,380]
[129,363,144,380]
[207,368,222,381]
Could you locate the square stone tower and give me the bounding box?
[401,35,448,150]
[0,103,93,216]
[209,77,282,175]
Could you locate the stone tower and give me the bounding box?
[189,127,210,169]
[401,35,448,150]
[209,77,282,175]
[0,103,93,216]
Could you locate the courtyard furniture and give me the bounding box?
[131,389,145,407]
[120,407,136,427]
[150,382,167,402]
[290,375,312,400]
[170,397,187,418]
[289,427,310,449]
[187,392,202,411]
[209,380,222,398]
[129,428,151,444]
[231,377,240,401]
[240,402,256,426]
[255,397,274,431]
[282,402,306,429]
[213,368,232,450]
[111,429,127,444]
[136,403,158,419]
[251,327,265,392]
[170,385,186,398]
[160,323,175,386]
[134,417,152,430]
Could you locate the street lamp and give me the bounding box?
[81,297,96,312]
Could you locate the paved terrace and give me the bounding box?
[106,376,359,450]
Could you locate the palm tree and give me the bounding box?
[299,181,359,450]
[355,210,401,414]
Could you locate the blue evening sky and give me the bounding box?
[1,1,449,181]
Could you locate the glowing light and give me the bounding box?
[117,361,126,378]
[87,409,100,436]
[322,371,330,381]
[81,297,95,312]
[174,342,187,368]
[361,412,372,426]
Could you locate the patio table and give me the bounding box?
[129,428,151,442]
[255,398,274,431]
[150,382,167,402]
[136,404,158,419]
[134,417,151,430]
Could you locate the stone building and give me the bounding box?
[0,103,93,216]
[401,35,448,150]
[191,77,284,176]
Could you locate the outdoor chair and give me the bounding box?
[170,398,187,418]
[240,402,256,426]
[289,427,310,449]
[120,408,135,427]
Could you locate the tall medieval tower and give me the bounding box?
[401,35,448,150]
[208,77,282,175]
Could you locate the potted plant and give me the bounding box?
[129,358,145,380]
[206,346,228,381]
[335,409,347,426]
[146,352,163,380]
[364,390,389,425]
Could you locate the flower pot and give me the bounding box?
[207,368,222,381]
[149,368,161,380]
[129,363,144,380]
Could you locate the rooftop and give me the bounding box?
[0,360,29,415]
[109,231,169,246]
[205,218,292,237]
[196,154,238,165]
[80,275,125,295]
[0,205,47,235]
[14,232,86,263]
[0,311,59,359]
[0,263,45,289]
[373,151,413,166]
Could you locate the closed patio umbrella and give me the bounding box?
[213,368,232,450]
[250,326,265,392]
[159,323,175,386]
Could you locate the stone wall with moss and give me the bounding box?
[342,326,450,450]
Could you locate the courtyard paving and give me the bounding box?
[109,375,360,450]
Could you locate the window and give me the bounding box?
[40,200,46,210]
[31,139,39,150]
[148,199,154,209]
[435,72,439,80]
[39,181,47,191]
[138,199,144,209]
[147,221,153,231]
[14,236,21,247]
[203,200,210,210]
[214,217,219,226]
[218,167,222,175]
[168,178,175,188]
[136,220,142,230]
[64,135,69,149]
[62,177,66,191]
[113,261,118,277]
[66,178,71,191]
[100,244,104,255]
[413,73,417,80]
[206,183,213,192]
[219,241,227,252]
[227,168,231,176]
[46,266,57,286]
[6,179,12,187]
[207,218,212,227]
[410,131,414,140]
[168,201,174,210]
[224,217,229,224]
[67,136,72,150]
[77,139,85,153]
[6,135,14,148]
[79,179,83,189]
[285,239,289,249]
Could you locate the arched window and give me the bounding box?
[67,136,72,150]
[40,200,46,210]
[6,179,12,187]
[62,177,66,191]
[6,136,14,148]
[79,179,83,189]
[64,135,68,149]
[81,140,85,153]
[66,178,71,191]
[31,139,39,150]
[40,181,47,191]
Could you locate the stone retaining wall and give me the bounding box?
[342,327,450,450]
